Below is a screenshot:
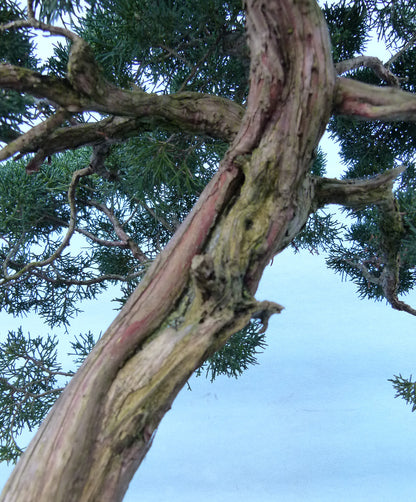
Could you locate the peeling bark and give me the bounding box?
[1,0,335,500]
[0,64,244,160]
[2,0,416,500]
[334,77,416,120]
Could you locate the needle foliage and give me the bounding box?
[1,0,416,464]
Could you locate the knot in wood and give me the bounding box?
[191,254,220,302]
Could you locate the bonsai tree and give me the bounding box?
[1,0,416,500]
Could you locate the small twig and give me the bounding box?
[0,12,80,43]
[46,215,128,248]
[2,234,25,279]
[137,199,176,233]
[0,376,69,394]
[177,31,221,93]
[15,351,73,378]
[345,258,380,285]
[32,269,144,286]
[158,44,187,64]
[122,205,140,228]
[0,165,93,285]
[386,33,416,68]
[85,200,149,263]
[27,1,35,19]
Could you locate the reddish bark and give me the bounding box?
[0,1,336,500]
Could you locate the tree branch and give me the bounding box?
[0,63,243,160]
[316,166,416,316]
[334,77,416,121]
[0,63,86,110]
[386,33,416,67]
[0,15,79,42]
[376,194,416,316]
[85,200,149,263]
[314,166,405,208]
[0,164,93,285]
[335,56,400,86]
[0,108,72,166]
[1,17,244,160]
[46,216,129,249]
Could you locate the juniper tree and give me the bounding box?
[1,0,416,500]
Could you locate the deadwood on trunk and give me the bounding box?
[1,0,335,500]
[2,0,416,500]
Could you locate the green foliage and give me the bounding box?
[0,154,112,326]
[0,132,226,327]
[363,0,416,47]
[196,320,267,381]
[0,328,66,463]
[292,211,345,254]
[0,1,38,142]
[0,328,99,463]
[2,0,416,462]
[77,0,248,98]
[46,39,70,78]
[292,149,346,254]
[68,330,99,365]
[309,147,327,177]
[389,374,416,412]
[323,0,368,63]
[324,164,416,303]
[33,0,84,23]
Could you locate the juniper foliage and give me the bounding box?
[1,0,416,463]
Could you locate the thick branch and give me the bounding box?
[334,77,416,120]
[0,63,243,159]
[3,109,242,161]
[0,108,71,164]
[0,21,243,160]
[0,64,86,110]
[314,166,405,208]
[335,56,400,86]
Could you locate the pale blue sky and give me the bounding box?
[123,248,416,502]
[1,246,416,501]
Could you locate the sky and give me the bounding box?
[123,248,416,502]
[2,246,416,501]
[2,4,416,501]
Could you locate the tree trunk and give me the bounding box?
[0,1,334,500]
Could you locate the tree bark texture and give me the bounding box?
[0,0,392,500]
